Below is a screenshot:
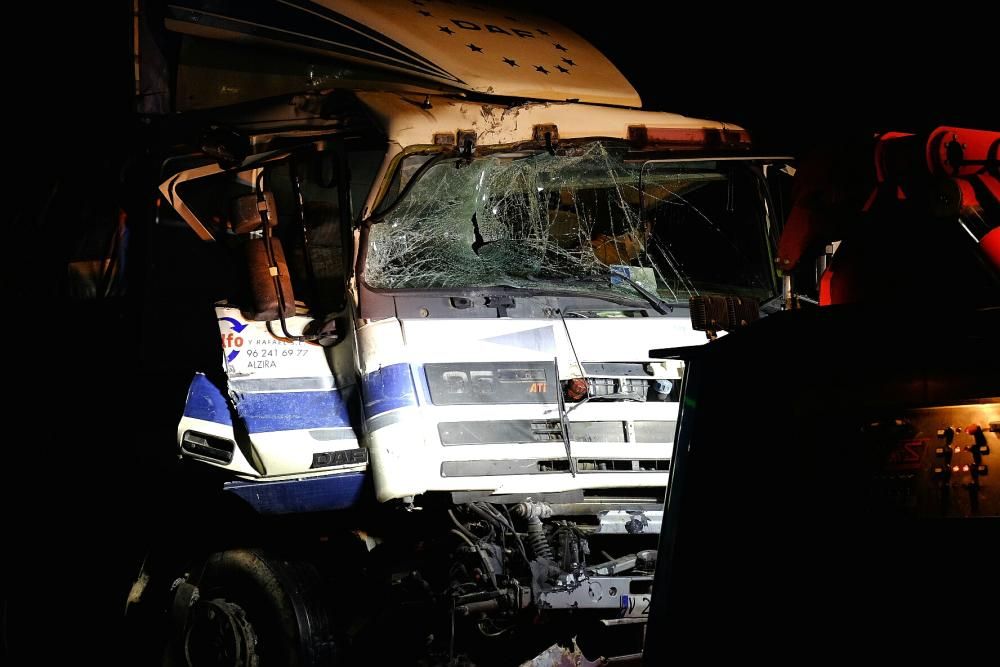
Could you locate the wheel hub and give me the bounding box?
[184,598,259,667]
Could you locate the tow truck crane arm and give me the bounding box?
[777,126,999,304]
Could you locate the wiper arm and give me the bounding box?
[555,271,673,315]
[553,358,577,477]
[608,269,674,314]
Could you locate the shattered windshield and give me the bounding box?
[365,142,775,304]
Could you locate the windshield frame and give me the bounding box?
[358,140,789,309]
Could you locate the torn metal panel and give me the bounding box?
[209,306,364,477]
[522,641,609,667]
[177,374,260,478]
[182,373,234,427]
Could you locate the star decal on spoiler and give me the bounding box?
[467,43,483,52]
[554,43,568,52]
[439,25,454,35]
[535,65,549,75]
[503,57,519,67]
[556,65,569,73]
[562,58,577,66]
[417,9,432,17]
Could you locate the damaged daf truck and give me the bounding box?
[125,1,789,664]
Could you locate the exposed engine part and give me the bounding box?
[453,584,531,617]
[593,510,661,535]
[537,574,653,616]
[634,550,657,574]
[512,500,556,559]
[552,521,591,574]
[526,516,553,560]
[439,500,655,660]
[511,500,554,520]
[588,555,637,576]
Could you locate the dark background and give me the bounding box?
[549,3,998,153]
[3,2,995,662]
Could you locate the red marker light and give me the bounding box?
[627,126,751,149]
[565,378,588,401]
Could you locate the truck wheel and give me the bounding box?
[184,597,259,667]
[180,549,336,667]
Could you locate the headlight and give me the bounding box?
[425,362,557,405]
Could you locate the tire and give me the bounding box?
[182,550,337,667]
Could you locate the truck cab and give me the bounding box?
[169,91,781,503]
[128,2,790,663]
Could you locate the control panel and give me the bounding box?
[867,402,1000,517]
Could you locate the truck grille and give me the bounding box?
[582,377,649,400]
[441,458,670,476]
[438,420,674,445]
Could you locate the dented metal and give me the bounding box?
[146,5,788,660]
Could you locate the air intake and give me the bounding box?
[181,431,235,464]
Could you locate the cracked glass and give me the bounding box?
[365,142,775,304]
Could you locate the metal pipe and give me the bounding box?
[455,600,500,616]
[449,529,475,549]
[448,509,479,542]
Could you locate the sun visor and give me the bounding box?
[163,0,641,109]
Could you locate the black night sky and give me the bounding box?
[544,3,997,153]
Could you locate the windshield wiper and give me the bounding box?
[552,271,674,315]
[609,269,674,314]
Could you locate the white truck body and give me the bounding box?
[139,2,785,662]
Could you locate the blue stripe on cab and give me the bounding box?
[233,390,351,433]
[362,363,417,418]
[224,472,367,514]
[183,374,233,426]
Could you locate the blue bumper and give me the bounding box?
[224,471,367,514]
